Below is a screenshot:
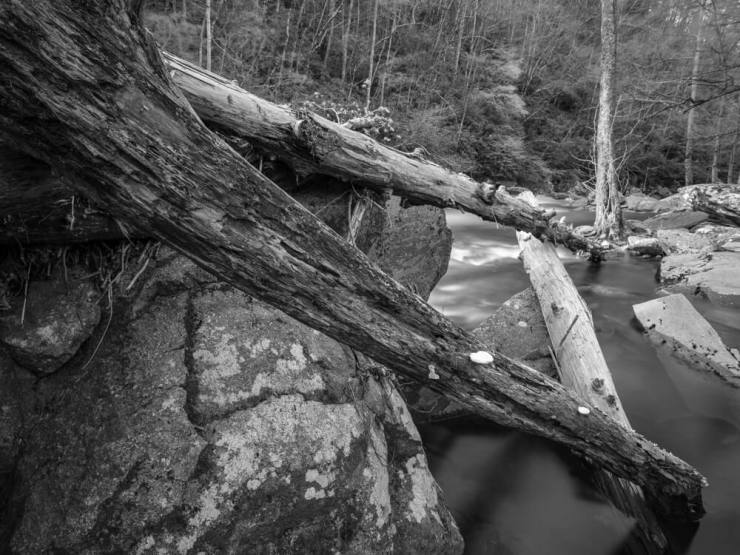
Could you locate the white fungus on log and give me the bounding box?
[577,406,591,416]
[427,364,440,380]
[469,351,494,365]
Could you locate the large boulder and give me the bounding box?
[660,252,740,307]
[4,253,462,554]
[642,210,708,231]
[656,228,715,255]
[0,278,100,374]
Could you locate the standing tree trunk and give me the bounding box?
[323,0,335,69]
[0,0,706,519]
[710,100,725,182]
[341,0,354,85]
[593,0,623,239]
[727,126,738,184]
[685,10,705,186]
[365,0,380,112]
[205,0,212,71]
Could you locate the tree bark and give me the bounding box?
[205,0,212,71]
[365,0,379,112]
[593,0,623,240]
[518,232,668,551]
[685,11,705,186]
[0,0,705,520]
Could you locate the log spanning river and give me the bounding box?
[424,197,740,555]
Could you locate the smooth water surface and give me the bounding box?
[425,200,740,555]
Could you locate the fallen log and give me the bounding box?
[517,232,670,551]
[161,52,602,257]
[683,184,740,227]
[0,0,704,519]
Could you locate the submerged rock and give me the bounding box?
[660,252,740,307]
[0,278,100,374]
[633,294,740,386]
[4,253,462,554]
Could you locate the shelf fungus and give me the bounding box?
[469,351,494,365]
[427,364,440,380]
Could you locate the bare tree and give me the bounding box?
[685,5,706,186]
[593,0,623,239]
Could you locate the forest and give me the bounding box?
[145,0,740,193]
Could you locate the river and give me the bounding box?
[423,198,740,554]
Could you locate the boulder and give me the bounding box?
[654,193,691,213]
[642,210,708,231]
[660,252,740,307]
[656,229,715,255]
[0,278,100,374]
[626,236,662,257]
[622,193,660,212]
[633,294,740,386]
[369,197,452,300]
[4,253,462,554]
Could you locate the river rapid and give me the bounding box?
[423,198,740,555]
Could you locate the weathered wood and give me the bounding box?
[517,232,670,551]
[0,149,139,244]
[683,184,740,227]
[0,0,705,519]
[161,52,602,256]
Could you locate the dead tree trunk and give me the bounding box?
[517,232,668,551]
[161,53,601,256]
[0,0,704,519]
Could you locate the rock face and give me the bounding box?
[633,294,740,386]
[660,252,740,307]
[370,197,452,300]
[656,228,715,255]
[4,252,462,554]
[0,278,100,374]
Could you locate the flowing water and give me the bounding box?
[424,198,740,555]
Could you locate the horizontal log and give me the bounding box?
[0,0,703,519]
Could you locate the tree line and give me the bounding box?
[145,0,740,196]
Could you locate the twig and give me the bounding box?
[80,283,113,372]
[20,263,31,327]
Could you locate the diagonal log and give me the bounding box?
[0,0,703,519]
[161,51,601,256]
[518,232,671,551]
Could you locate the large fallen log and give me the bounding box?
[0,0,704,519]
[518,232,670,551]
[682,184,740,227]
